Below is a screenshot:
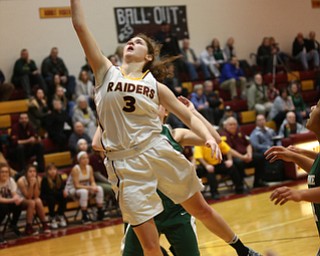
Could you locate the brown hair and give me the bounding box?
[0,162,9,171]
[135,33,180,82]
[45,163,62,190]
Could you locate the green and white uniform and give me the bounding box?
[122,125,200,256]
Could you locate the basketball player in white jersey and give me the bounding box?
[70,1,261,255]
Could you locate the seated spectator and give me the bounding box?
[9,113,45,173]
[0,69,14,102]
[163,63,188,97]
[278,111,307,138]
[17,164,51,235]
[68,121,92,158]
[250,114,277,154]
[180,39,211,81]
[220,117,267,188]
[75,70,94,109]
[307,31,320,55]
[28,88,50,133]
[219,56,247,99]
[290,81,309,122]
[268,87,295,129]
[64,151,104,224]
[203,80,224,125]
[194,141,245,200]
[46,99,72,150]
[40,163,67,229]
[11,49,47,98]
[0,163,23,244]
[247,73,273,115]
[292,33,319,70]
[199,45,221,78]
[267,82,279,102]
[256,37,273,74]
[0,150,17,178]
[211,38,227,67]
[81,57,94,83]
[41,47,76,100]
[72,95,96,139]
[77,138,114,204]
[190,84,214,124]
[219,105,238,128]
[224,37,236,61]
[52,85,75,117]
[269,36,290,66]
[250,115,284,181]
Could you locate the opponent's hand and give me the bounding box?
[270,186,302,205]
[265,146,294,163]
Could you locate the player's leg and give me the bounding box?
[132,218,163,256]
[181,191,260,256]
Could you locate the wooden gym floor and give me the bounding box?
[0,183,319,256]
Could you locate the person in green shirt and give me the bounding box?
[11,49,47,97]
[265,99,320,256]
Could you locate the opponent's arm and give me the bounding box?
[158,83,218,158]
[265,146,315,173]
[70,0,111,84]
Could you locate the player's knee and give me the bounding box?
[191,204,213,221]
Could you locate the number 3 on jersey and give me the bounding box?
[123,96,136,112]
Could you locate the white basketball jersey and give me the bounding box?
[95,66,162,151]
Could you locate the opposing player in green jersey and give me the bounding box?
[265,99,320,256]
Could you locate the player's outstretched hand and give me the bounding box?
[270,186,302,205]
[264,146,294,163]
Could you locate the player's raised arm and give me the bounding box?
[70,0,111,84]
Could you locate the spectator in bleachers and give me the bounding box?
[250,114,277,154]
[219,105,238,128]
[163,62,188,97]
[0,163,23,243]
[219,56,247,99]
[269,37,290,66]
[190,84,214,124]
[250,115,284,182]
[194,141,245,200]
[41,47,76,100]
[72,95,97,139]
[0,69,14,102]
[64,151,104,224]
[81,57,94,83]
[247,73,273,115]
[268,87,295,129]
[292,33,319,70]
[307,31,320,55]
[203,80,224,125]
[0,147,17,178]
[199,45,221,78]
[11,49,47,98]
[76,138,114,204]
[180,39,211,81]
[290,81,309,122]
[9,113,45,173]
[46,99,72,151]
[28,88,50,133]
[52,85,75,117]
[267,82,279,102]
[75,70,94,109]
[17,164,50,235]
[220,117,267,188]
[224,37,236,61]
[68,121,92,157]
[278,111,307,138]
[256,37,273,74]
[40,163,67,229]
[211,38,227,67]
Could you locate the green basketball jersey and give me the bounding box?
[308,154,320,236]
